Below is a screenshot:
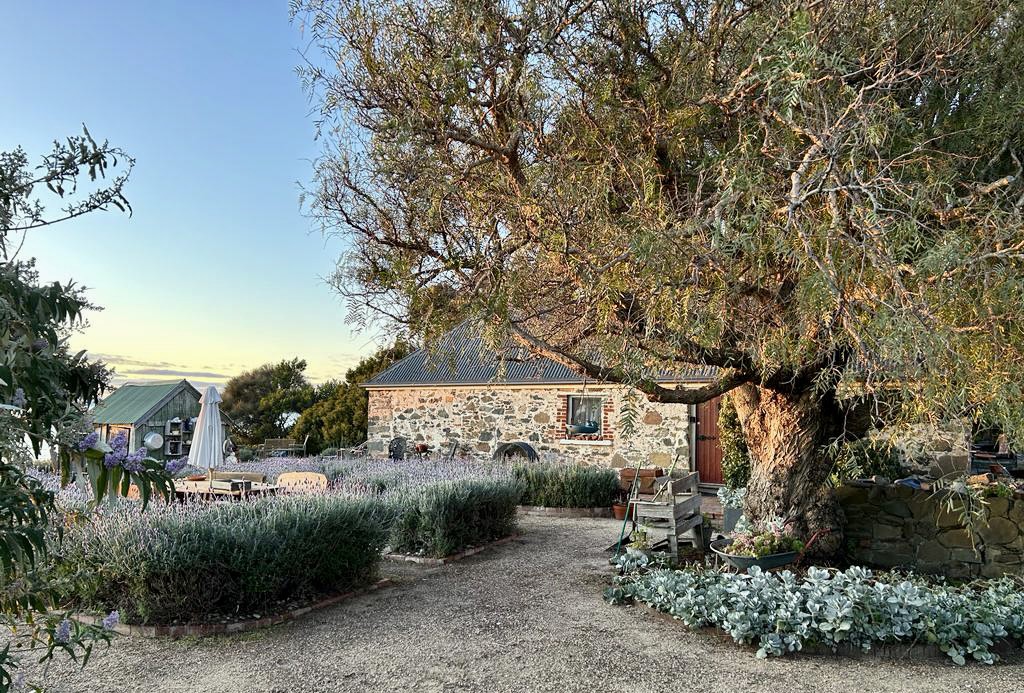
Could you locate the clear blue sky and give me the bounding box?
[1,1,378,389]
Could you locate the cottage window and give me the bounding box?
[567,395,603,433]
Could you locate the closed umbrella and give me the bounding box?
[188,385,224,475]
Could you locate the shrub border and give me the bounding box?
[384,533,520,565]
[517,505,612,518]
[73,578,393,638]
[639,604,1022,662]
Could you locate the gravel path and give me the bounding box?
[25,515,1024,692]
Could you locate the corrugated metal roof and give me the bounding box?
[90,380,190,425]
[364,323,718,387]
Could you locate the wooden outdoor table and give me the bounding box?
[173,480,279,501]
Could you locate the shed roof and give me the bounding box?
[90,380,198,425]
[363,323,718,388]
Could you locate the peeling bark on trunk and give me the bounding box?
[730,384,844,557]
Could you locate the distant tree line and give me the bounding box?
[220,342,410,453]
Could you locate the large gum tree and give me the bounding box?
[294,0,1024,553]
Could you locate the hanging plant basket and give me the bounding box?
[566,421,600,435]
[710,539,798,571]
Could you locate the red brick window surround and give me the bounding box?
[559,394,614,442]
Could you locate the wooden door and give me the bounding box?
[695,397,724,484]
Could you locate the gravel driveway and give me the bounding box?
[25,515,1024,692]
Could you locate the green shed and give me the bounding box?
[90,380,230,460]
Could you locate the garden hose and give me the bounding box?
[612,457,646,558]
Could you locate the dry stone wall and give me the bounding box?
[367,385,692,468]
[838,483,1024,578]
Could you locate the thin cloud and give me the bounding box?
[123,368,230,379]
[89,353,183,369]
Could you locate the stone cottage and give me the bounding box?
[363,324,727,482]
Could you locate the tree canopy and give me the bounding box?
[221,358,314,446]
[296,0,1024,547]
[292,341,411,453]
[1,128,130,452]
[297,0,1024,421]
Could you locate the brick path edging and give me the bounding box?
[384,533,521,566]
[73,578,393,639]
[517,505,613,518]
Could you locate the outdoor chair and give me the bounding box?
[388,437,407,461]
[339,441,368,458]
[276,471,329,494]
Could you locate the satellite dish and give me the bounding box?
[143,432,164,451]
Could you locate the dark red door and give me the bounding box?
[695,397,724,484]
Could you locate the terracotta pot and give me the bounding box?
[612,502,628,521]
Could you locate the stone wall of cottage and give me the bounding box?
[366,385,692,468]
[838,483,1024,578]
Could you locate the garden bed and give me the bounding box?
[57,494,388,625]
[607,562,1024,665]
[48,459,524,626]
[73,579,394,638]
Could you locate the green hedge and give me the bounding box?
[513,463,619,508]
[58,496,386,624]
[387,479,521,558]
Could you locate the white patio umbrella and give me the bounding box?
[188,385,225,474]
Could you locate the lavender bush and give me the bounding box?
[512,463,618,508]
[52,456,524,622]
[384,479,522,557]
[56,495,386,624]
[251,457,521,557]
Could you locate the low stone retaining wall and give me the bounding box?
[837,483,1024,578]
[74,578,393,638]
[517,505,612,518]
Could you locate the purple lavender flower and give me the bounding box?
[102,610,119,630]
[109,431,128,452]
[104,431,130,468]
[76,431,99,452]
[54,618,71,644]
[10,388,26,409]
[122,448,147,473]
[164,458,187,475]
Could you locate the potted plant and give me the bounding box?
[566,421,600,435]
[626,525,652,557]
[612,489,630,521]
[717,486,745,533]
[612,501,628,521]
[710,518,804,571]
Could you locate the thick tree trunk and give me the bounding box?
[730,384,844,557]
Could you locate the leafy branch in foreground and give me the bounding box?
[0,129,146,691]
